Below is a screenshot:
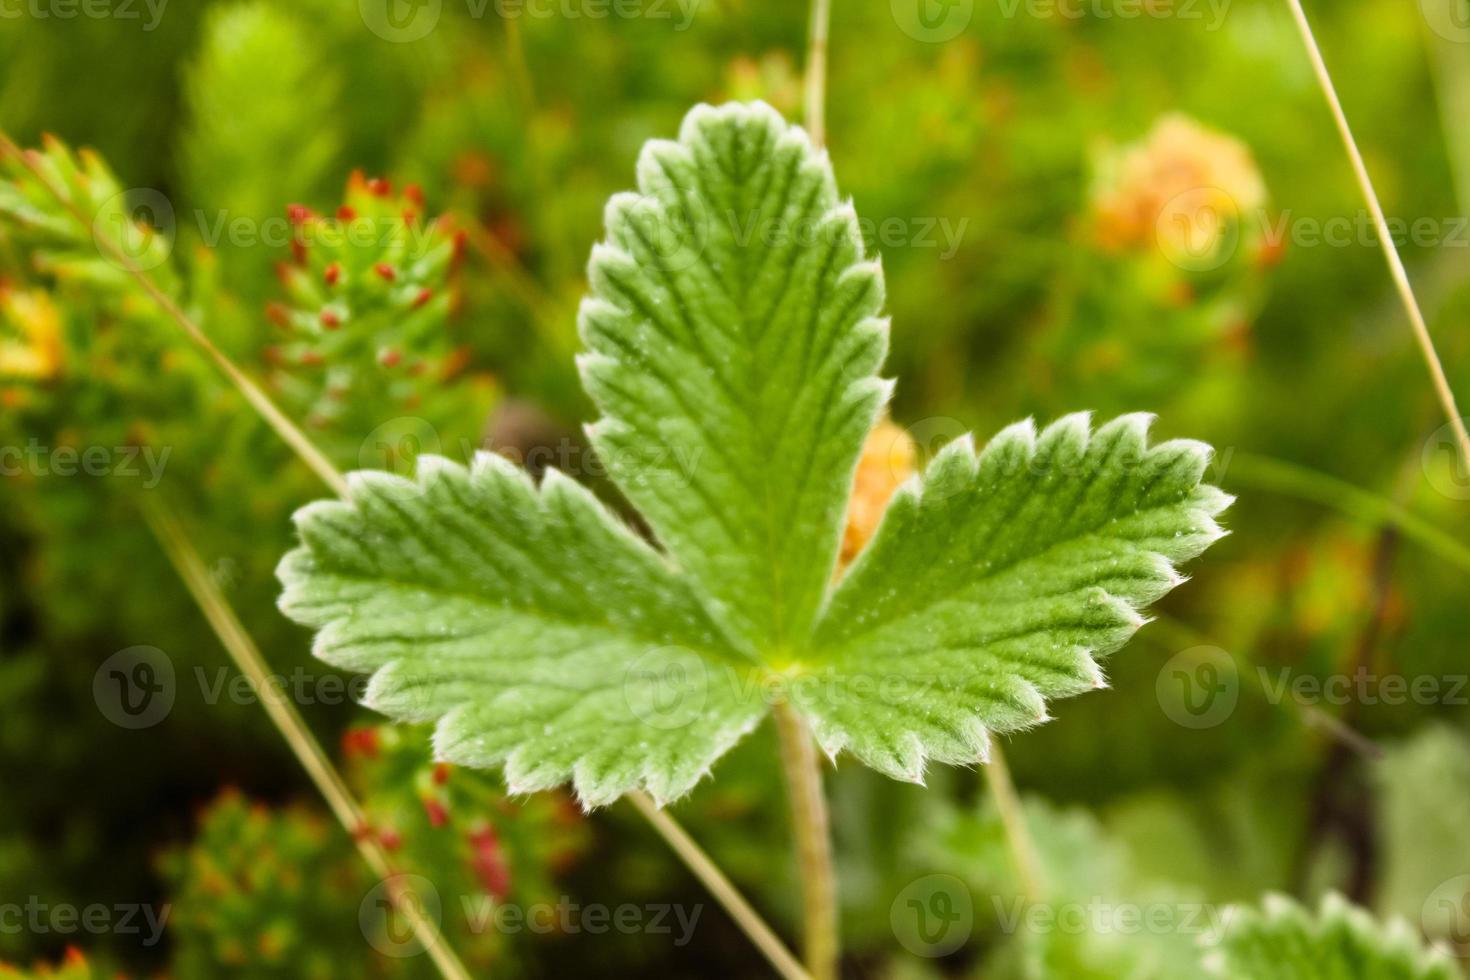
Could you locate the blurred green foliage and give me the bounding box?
[3,0,1470,975]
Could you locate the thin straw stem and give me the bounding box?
[627,792,812,980]
[0,131,349,497]
[141,498,473,980]
[1283,0,1470,469]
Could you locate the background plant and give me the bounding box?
[2,0,1470,976]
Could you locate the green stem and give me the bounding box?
[141,499,473,980]
[804,0,832,147]
[628,792,812,980]
[1283,0,1470,470]
[773,702,838,980]
[982,744,1045,902]
[1226,452,1470,573]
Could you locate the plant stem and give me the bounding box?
[628,792,813,980]
[1226,452,1470,573]
[1282,0,1470,469]
[789,5,839,972]
[0,131,348,498]
[982,743,1045,903]
[773,701,838,980]
[140,498,473,980]
[804,0,832,148]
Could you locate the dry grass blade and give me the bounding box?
[141,498,475,980]
[1283,0,1470,469]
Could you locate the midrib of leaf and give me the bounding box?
[610,124,863,651]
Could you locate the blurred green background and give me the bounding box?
[3,0,1470,975]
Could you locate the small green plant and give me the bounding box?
[276,100,1230,973]
[1204,894,1464,980]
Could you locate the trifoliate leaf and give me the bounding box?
[278,102,1229,806]
[278,454,765,807]
[578,100,890,648]
[790,412,1231,780]
[1204,893,1461,980]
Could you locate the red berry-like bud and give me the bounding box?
[468,826,511,899]
[367,177,391,197]
[342,727,381,758]
[379,348,402,368]
[324,262,342,286]
[320,310,341,329]
[336,205,357,222]
[424,797,450,828]
[287,204,312,225]
[266,302,290,328]
[374,262,397,282]
[413,288,433,309]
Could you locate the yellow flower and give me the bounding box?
[0,286,64,381]
[840,419,917,567]
[1091,113,1266,263]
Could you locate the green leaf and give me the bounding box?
[578,101,889,648]
[1205,894,1462,980]
[278,455,765,807]
[790,412,1231,781]
[277,102,1229,806]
